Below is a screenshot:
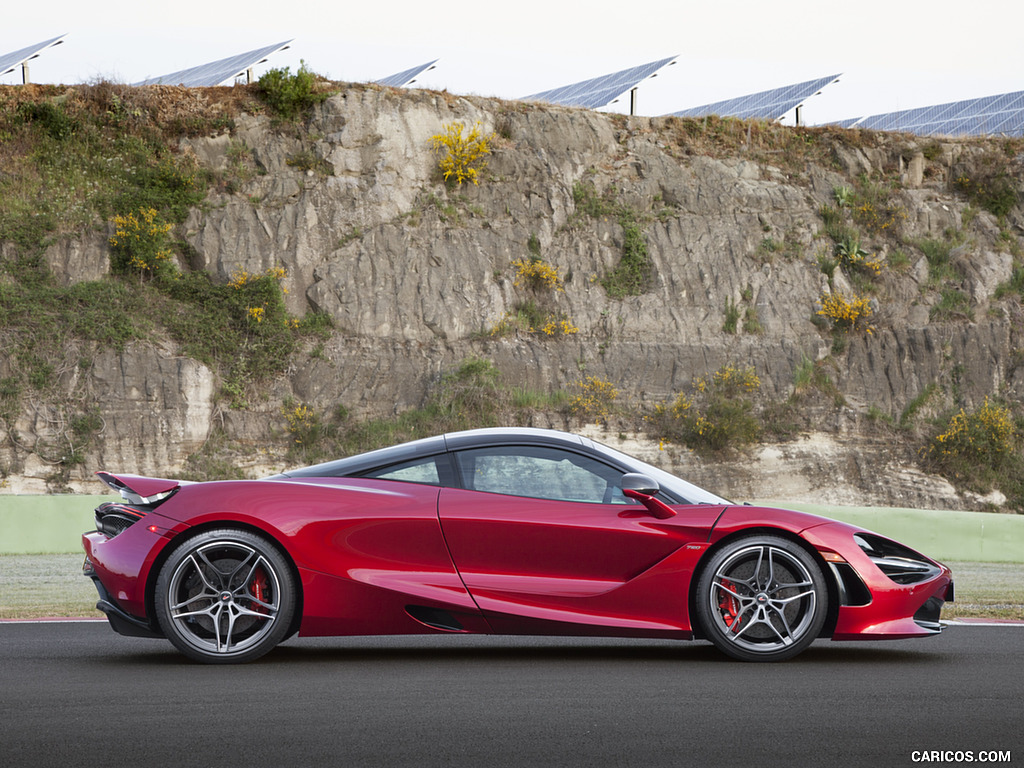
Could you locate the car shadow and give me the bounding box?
[94,635,952,667]
[260,636,947,666]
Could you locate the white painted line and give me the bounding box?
[942,619,1024,627]
[0,617,106,624]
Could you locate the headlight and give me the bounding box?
[853,533,941,585]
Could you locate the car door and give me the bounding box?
[437,444,724,637]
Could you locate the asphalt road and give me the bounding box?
[1,623,1021,768]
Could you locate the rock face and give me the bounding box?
[3,86,1023,509]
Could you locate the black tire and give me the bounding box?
[695,535,827,662]
[154,529,296,664]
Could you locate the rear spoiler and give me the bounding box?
[96,471,182,505]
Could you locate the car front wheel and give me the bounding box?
[154,529,296,664]
[696,535,827,662]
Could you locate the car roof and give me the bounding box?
[268,428,589,479]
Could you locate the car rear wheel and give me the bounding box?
[154,529,296,664]
[696,535,827,662]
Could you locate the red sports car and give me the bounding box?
[82,428,953,664]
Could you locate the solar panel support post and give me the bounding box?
[630,87,638,116]
[22,61,30,85]
[795,104,803,127]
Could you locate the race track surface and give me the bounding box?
[1,623,1021,768]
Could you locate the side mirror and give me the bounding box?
[620,473,676,519]
[620,473,660,496]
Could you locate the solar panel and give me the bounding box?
[521,56,678,112]
[134,40,293,87]
[827,90,1024,137]
[668,73,841,121]
[0,35,66,83]
[377,59,438,88]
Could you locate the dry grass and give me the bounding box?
[0,554,99,618]
[940,561,1024,620]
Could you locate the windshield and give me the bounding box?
[588,439,733,506]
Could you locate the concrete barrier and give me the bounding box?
[1,495,1022,562]
[758,501,1024,564]
[1,496,108,554]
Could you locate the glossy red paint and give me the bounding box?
[82,511,182,617]
[800,522,953,640]
[437,488,725,637]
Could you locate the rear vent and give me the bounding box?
[95,502,147,539]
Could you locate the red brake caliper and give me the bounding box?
[250,568,268,615]
[719,578,741,631]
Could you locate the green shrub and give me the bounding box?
[16,101,78,141]
[930,287,971,322]
[568,181,653,299]
[954,164,1019,219]
[572,180,617,219]
[915,235,961,284]
[723,297,740,334]
[601,213,651,299]
[742,306,763,334]
[995,265,1024,300]
[527,232,542,257]
[257,61,332,120]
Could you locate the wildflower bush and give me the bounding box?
[228,267,290,329]
[429,122,494,186]
[924,398,1024,508]
[929,398,1015,469]
[569,377,618,425]
[816,290,874,334]
[511,257,563,291]
[109,207,174,279]
[282,399,320,446]
[490,302,578,338]
[650,364,762,453]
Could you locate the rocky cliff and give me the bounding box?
[1,82,1022,510]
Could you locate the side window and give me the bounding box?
[454,446,635,504]
[362,457,442,486]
